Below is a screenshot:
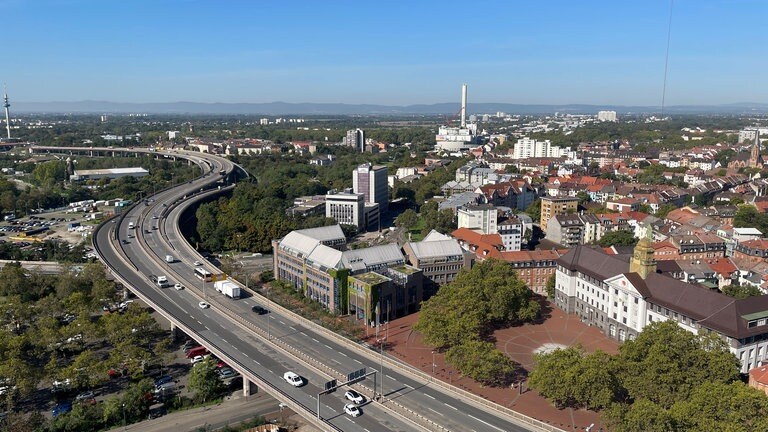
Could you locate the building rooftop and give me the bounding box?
[350,272,391,285]
[388,264,421,275]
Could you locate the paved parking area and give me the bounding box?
[377,301,618,432]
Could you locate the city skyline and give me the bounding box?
[3,0,767,106]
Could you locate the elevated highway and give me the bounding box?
[32,145,563,432]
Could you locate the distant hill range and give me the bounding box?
[13,100,768,115]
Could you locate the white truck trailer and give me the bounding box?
[213,279,241,299]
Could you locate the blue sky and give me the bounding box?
[3,0,767,105]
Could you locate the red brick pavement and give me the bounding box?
[364,301,618,432]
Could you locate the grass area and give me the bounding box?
[407,217,427,242]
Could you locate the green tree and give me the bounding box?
[188,358,225,402]
[607,399,674,432]
[524,199,541,223]
[670,381,768,432]
[545,274,556,298]
[655,203,677,219]
[722,283,762,299]
[618,321,739,408]
[445,340,518,386]
[528,346,583,408]
[598,230,638,247]
[395,209,418,230]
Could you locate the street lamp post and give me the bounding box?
[379,337,385,402]
[122,403,126,430]
[431,351,436,378]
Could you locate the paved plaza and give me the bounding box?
[374,301,619,432]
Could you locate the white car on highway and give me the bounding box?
[344,390,365,404]
[174,283,184,290]
[344,403,361,417]
[198,301,210,309]
[283,371,304,387]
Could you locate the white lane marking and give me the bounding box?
[278,320,286,325]
[468,414,506,432]
[325,344,333,350]
[424,393,435,400]
[386,375,397,381]
[220,339,227,344]
[428,407,444,416]
[311,338,320,343]
[444,403,458,410]
[339,352,348,357]
[353,358,362,364]
[254,360,261,366]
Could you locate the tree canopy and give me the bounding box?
[415,259,540,386]
[598,230,638,247]
[528,321,751,431]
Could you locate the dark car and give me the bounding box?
[251,305,269,315]
[154,375,173,387]
[52,402,72,418]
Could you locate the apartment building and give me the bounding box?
[546,213,602,248]
[540,196,579,232]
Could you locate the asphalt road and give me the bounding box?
[93,149,546,432]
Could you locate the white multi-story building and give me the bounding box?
[325,190,365,230]
[345,129,366,152]
[512,137,569,159]
[554,240,768,373]
[597,111,618,122]
[457,204,497,235]
[498,217,523,251]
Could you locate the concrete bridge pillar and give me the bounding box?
[243,378,257,396]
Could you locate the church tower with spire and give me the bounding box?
[630,227,656,279]
[750,131,763,168]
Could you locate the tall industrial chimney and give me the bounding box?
[460,83,467,128]
[3,87,10,140]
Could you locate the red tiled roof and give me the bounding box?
[652,241,676,250]
[741,239,768,250]
[451,228,504,259]
[707,258,737,276]
[750,366,768,385]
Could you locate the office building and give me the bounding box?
[325,190,365,230]
[554,240,768,373]
[353,163,389,213]
[273,225,419,319]
[403,230,473,298]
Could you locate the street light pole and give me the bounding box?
[122,403,126,430]
[431,351,436,378]
[379,337,385,402]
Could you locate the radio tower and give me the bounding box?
[3,86,10,140]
